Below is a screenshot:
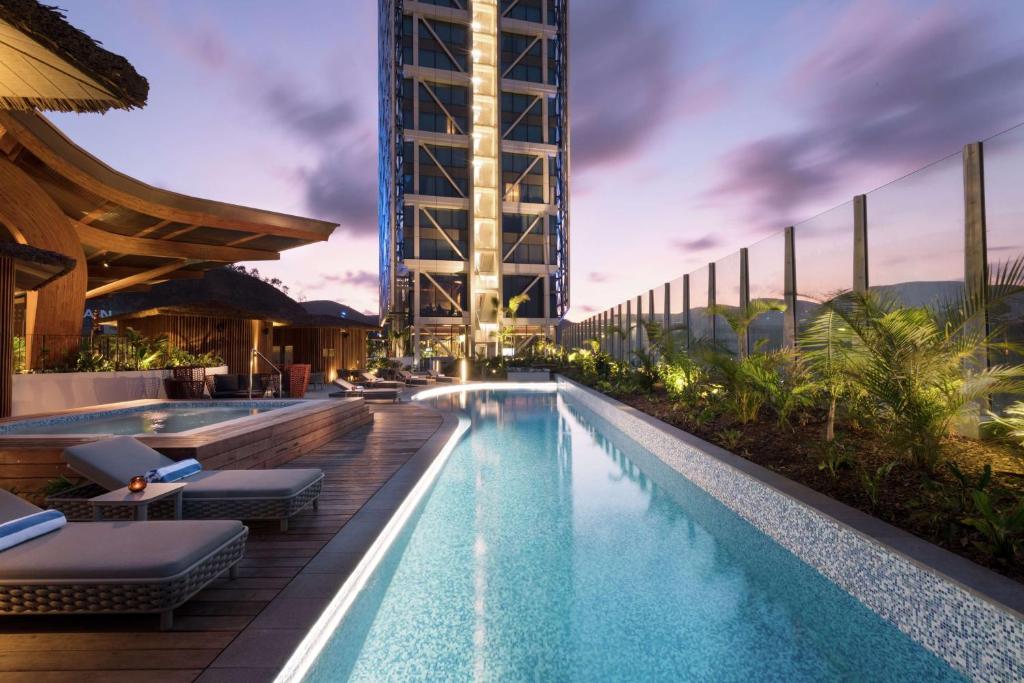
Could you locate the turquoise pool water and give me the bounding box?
[0,402,293,435]
[302,390,961,681]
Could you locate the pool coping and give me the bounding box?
[557,375,1023,681]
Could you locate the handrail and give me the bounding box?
[249,348,284,399]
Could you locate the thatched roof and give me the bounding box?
[0,0,148,112]
[0,237,75,289]
[91,267,378,329]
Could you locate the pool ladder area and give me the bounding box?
[249,348,284,399]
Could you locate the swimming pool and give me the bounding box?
[285,387,970,681]
[0,400,299,435]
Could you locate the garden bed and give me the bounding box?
[564,373,1024,584]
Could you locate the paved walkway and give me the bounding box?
[0,401,454,683]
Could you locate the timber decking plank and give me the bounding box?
[0,401,445,680]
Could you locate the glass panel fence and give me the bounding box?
[794,201,853,334]
[747,231,786,351]
[713,251,742,355]
[689,265,712,344]
[867,151,964,307]
[984,123,1024,403]
[669,276,685,339]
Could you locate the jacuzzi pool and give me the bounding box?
[0,400,300,436]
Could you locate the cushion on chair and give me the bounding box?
[64,436,173,490]
[0,490,42,524]
[0,519,244,580]
[179,469,322,499]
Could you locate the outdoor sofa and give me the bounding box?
[0,489,246,630]
[205,373,275,398]
[51,437,323,530]
[329,378,400,403]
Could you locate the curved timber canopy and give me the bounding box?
[0,110,338,300]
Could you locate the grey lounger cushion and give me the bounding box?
[0,519,244,580]
[65,436,169,491]
[63,436,323,498]
[181,469,323,499]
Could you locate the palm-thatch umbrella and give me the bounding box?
[0,0,148,112]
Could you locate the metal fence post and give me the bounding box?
[707,262,717,344]
[682,274,691,349]
[853,194,869,293]
[784,226,798,347]
[739,247,750,356]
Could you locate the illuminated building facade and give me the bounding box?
[379,0,569,360]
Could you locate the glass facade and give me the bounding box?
[380,0,569,359]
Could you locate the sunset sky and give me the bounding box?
[48,0,1024,319]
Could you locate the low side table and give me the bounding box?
[89,482,186,521]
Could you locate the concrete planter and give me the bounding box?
[11,366,228,416]
[506,368,551,382]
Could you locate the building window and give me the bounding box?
[420,273,467,317]
[401,77,414,128]
[402,141,415,194]
[401,14,414,66]
[502,213,545,264]
[501,32,543,83]
[502,0,543,23]
[419,19,468,72]
[420,144,468,197]
[419,208,468,261]
[501,92,543,143]
[402,205,416,259]
[503,275,544,317]
[418,82,469,134]
[502,152,544,203]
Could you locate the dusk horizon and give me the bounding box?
[42,0,1024,319]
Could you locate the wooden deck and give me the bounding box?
[0,401,451,682]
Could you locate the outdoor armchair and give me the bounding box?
[53,436,323,530]
[0,489,246,630]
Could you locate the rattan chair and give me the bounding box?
[0,490,247,630]
[52,437,324,530]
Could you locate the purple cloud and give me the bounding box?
[587,271,610,283]
[317,270,379,290]
[671,234,722,252]
[705,3,1024,229]
[571,2,725,173]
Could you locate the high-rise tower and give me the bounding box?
[379,0,569,361]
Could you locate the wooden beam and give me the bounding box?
[86,260,194,298]
[72,220,280,262]
[135,218,173,238]
[88,265,203,280]
[161,224,200,241]
[79,203,111,225]
[225,234,263,247]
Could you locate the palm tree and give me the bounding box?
[708,300,787,358]
[800,257,1024,469]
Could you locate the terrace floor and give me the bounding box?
[0,399,456,683]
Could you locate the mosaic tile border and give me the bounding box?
[0,400,302,434]
[557,376,1023,682]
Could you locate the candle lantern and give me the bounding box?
[128,476,148,492]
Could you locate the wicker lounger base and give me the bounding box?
[48,476,323,530]
[0,527,247,630]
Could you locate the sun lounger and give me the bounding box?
[53,437,323,530]
[398,370,429,386]
[357,371,402,389]
[427,370,457,384]
[329,378,400,402]
[0,489,246,630]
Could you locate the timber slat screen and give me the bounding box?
[125,315,272,375]
[0,256,12,417]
